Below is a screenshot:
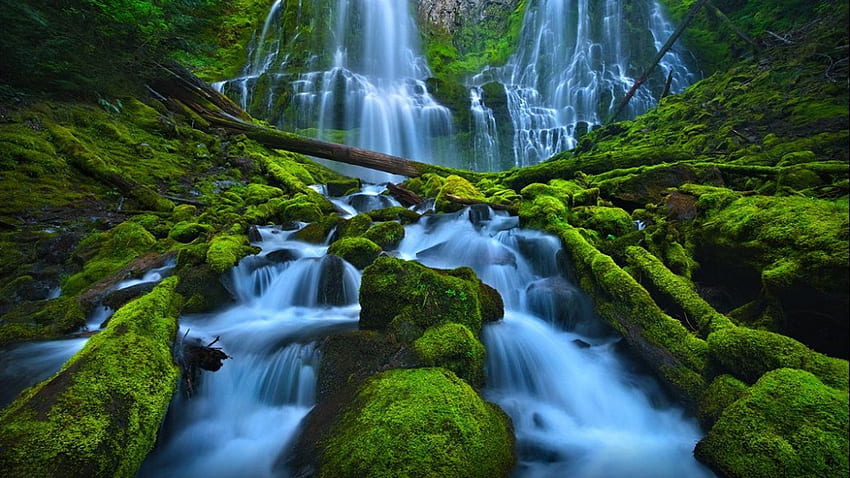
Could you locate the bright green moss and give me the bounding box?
[167,221,213,243]
[362,221,405,250]
[328,237,382,269]
[365,207,422,224]
[413,323,486,388]
[359,256,485,335]
[697,374,749,429]
[337,213,373,239]
[707,327,849,390]
[62,222,157,295]
[569,206,633,239]
[205,234,259,274]
[326,177,361,196]
[242,183,284,205]
[518,194,567,230]
[319,368,515,478]
[0,296,87,345]
[279,194,325,223]
[0,277,182,477]
[695,368,849,478]
[552,223,709,403]
[434,175,486,212]
[626,246,734,335]
[291,216,341,244]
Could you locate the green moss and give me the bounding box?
[279,194,325,223]
[206,234,259,273]
[337,213,373,239]
[291,216,341,244]
[0,277,182,477]
[435,175,486,212]
[695,368,848,478]
[241,183,284,205]
[326,178,361,196]
[518,194,568,230]
[552,223,709,403]
[570,206,634,239]
[0,296,87,345]
[413,323,486,388]
[707,327,849,390]
[359,256,486,335]
[625,246,734,335]
[62,222,157,295]
[365,207,422,224]
[362,221,405,250]
[168,221,213,243]
[319,368,514,478]
[328,237,382,270]
[697,374,749,429]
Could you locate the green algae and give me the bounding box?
[319,368,515,478]
[0,277,182,477]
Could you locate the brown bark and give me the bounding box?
[386,182,426,206]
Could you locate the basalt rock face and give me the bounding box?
[417,0,520,35]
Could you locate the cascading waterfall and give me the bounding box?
[470,0,698,168]
[215,0,454,181]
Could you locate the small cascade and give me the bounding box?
[471,0,697,167]
[470,86,501,171]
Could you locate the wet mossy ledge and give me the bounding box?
[0,278,182,477]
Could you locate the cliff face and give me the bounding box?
[417,0,521,35]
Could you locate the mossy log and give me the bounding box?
[0,278,182,478]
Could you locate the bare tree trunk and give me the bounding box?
[606,0,710,124]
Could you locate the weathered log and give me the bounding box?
[444,194,511,211]
[387,182,425,206]
[149,64,482,181]
[705,0,761,55]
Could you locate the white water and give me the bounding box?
[470,0,697,168]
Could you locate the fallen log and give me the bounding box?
[387,182,426,206]
[149,64,482,181]
[444,194,512,211]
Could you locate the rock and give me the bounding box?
[102,282,156,311]
[248,225,263,242]
[266,248,298,264]
[413,322,486,387]
[328,237,382,269]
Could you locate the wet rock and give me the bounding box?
[266,248,298,264]
[317,255,348,306]
[248,225,263,242]
[102,282,156,311]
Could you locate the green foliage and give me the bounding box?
[319,368,515,478]
[362,221,405,250]
[0,277,182,477]
[697,374,749,429]
[695,368,849,478]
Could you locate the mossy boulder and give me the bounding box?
[171,204,198,222]
[366,206,422,224]
[362,221,405,250]
[328,237,382,269]
[318,368,515,478]
[413,323,486,388]
[359,256,499,335]
[62,221,157,296]
[326,177,361,196]
[695,368,849,478]
[167,221,212,243]
[205,234,260,274]
[279,194,325,223]
[0,277,182,477]
[707,326,849,390]
[336,213,373,239]
[435,175,486,212]
[697,374,749,429]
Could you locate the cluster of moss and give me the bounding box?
[0,278,182,477]
[319,368,514,478]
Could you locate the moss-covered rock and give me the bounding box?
[435,174,486,212]
[0,295,87,345]
[279,194,325,223]
[167,221,213,243]
[0,277,182,477]
[413,323,486,388]
[336,213,373,239]
[362,221,405,250]
[359,256,491,335]
[697,374,749,429]
[570,206,634,239]
[365,206,422,224]
[206,234,259,273]
[707,326,849,390]
[62,221,157,296]
[327,237,382,269]
[325,177,361,196]
[318,368,515,478]
[695,368,849,478]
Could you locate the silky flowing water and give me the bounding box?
[133,185,712,477]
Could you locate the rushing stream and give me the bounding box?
[134,185,713,477]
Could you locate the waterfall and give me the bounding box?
[215,0,454,181]
[470,0,698,168]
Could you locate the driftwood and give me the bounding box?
[149,64,473,180]
[607,0,710,123]
[705,0,761,54]
[387,182,426,206]
[180,333,230,397]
